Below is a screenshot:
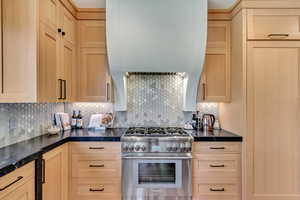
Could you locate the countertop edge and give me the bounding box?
[0,129,242,177]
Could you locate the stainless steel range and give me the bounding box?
[121,127,193,200]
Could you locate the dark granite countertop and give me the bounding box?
[190,129,243,142]
[0,128,125,177]
[0,128,242,178]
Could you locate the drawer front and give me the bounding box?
[72,155,121,178]
[0,162,35,198]
[247,9,300,40]
[71,178,121,200]
[193,142,241,154]
[193,154,240,179]
[71,142,121,154]
[193,180,240,198]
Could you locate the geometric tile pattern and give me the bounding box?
[0,103,64,148]
[0,76,219,148]
[64,102,114,128]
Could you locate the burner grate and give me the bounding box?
[125,127,188,136]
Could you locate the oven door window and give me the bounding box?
[138,163,176,184]
[135,160,182,188]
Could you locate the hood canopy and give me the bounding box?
[107,0,208,111]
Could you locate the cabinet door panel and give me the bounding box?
[40,0,60,31]
[248,9,300,40]
[198,21,231,103]
[247,41,300,200]
[78,21,106,48]
[42,144,68,200]
[61,6,76,46]
[39,23,59,102]
[77,48,110,102]
[0,179,34,200]
[0,0,37,102]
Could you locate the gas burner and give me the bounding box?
[121,127,193,153]
[124,127,189,137]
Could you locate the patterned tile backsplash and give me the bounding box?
[0,103,64,148]
[0,74,219,148]
[66,74,219,128]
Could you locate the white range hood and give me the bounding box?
[107,0,208,111]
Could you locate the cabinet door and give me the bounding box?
[0,0,37,102]
[77,48,111,102]
[58,6,76,102]
[247,41,300,200]
[42,144,68,200]
[78,20,106,48]
[0,179,34,200]
[247,9,300,40]
[198,21,231,102]
[39,23,60,102]
[40,0,60,31]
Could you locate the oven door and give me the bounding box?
[122,154,192,200]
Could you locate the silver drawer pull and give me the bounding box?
[90,186,105,192]
[89,147,105,150]
[0,176,23,191]
[209,147,225,150]
[89,164,105,168]
[209,164,225,168]
[210,188,225,192]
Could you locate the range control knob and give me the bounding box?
[166,146,172,152]
[129,145,134,152]
[141,145,146,152]
[172,146,178,152]
[135,145,140,151]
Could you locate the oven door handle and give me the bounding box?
[122,156,192,160]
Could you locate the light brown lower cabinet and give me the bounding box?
[0,162,35,200]
[192,142,241,200]
[70,142,121,200]
[42,144,69,200]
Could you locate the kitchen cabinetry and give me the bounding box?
[40,0,76,102]
[70,142,121,200]
[219,7,300,200]
[0,0,76,103]
[192,142,241,200]
[0,162,35,200]
[247,9,300,40]
[76,20,112,102]
[246,41,300,200]
[42,144,69,200]
[198,21,231,102]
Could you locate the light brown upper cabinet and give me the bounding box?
[198,21,231,102]
[247,9,300,40]
[76,21,112,102]
[0,0,76,103]
[42,144,68,200]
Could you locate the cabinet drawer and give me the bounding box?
[0,162,34,198]
[71,178,121,200]
[193,180,240,200]
[247,9,300,40]
[193,142,241,154]
[71,142,121,154]
[193,154,240,179]
[72,155,121,178]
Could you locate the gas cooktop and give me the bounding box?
[124,127,189,137]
